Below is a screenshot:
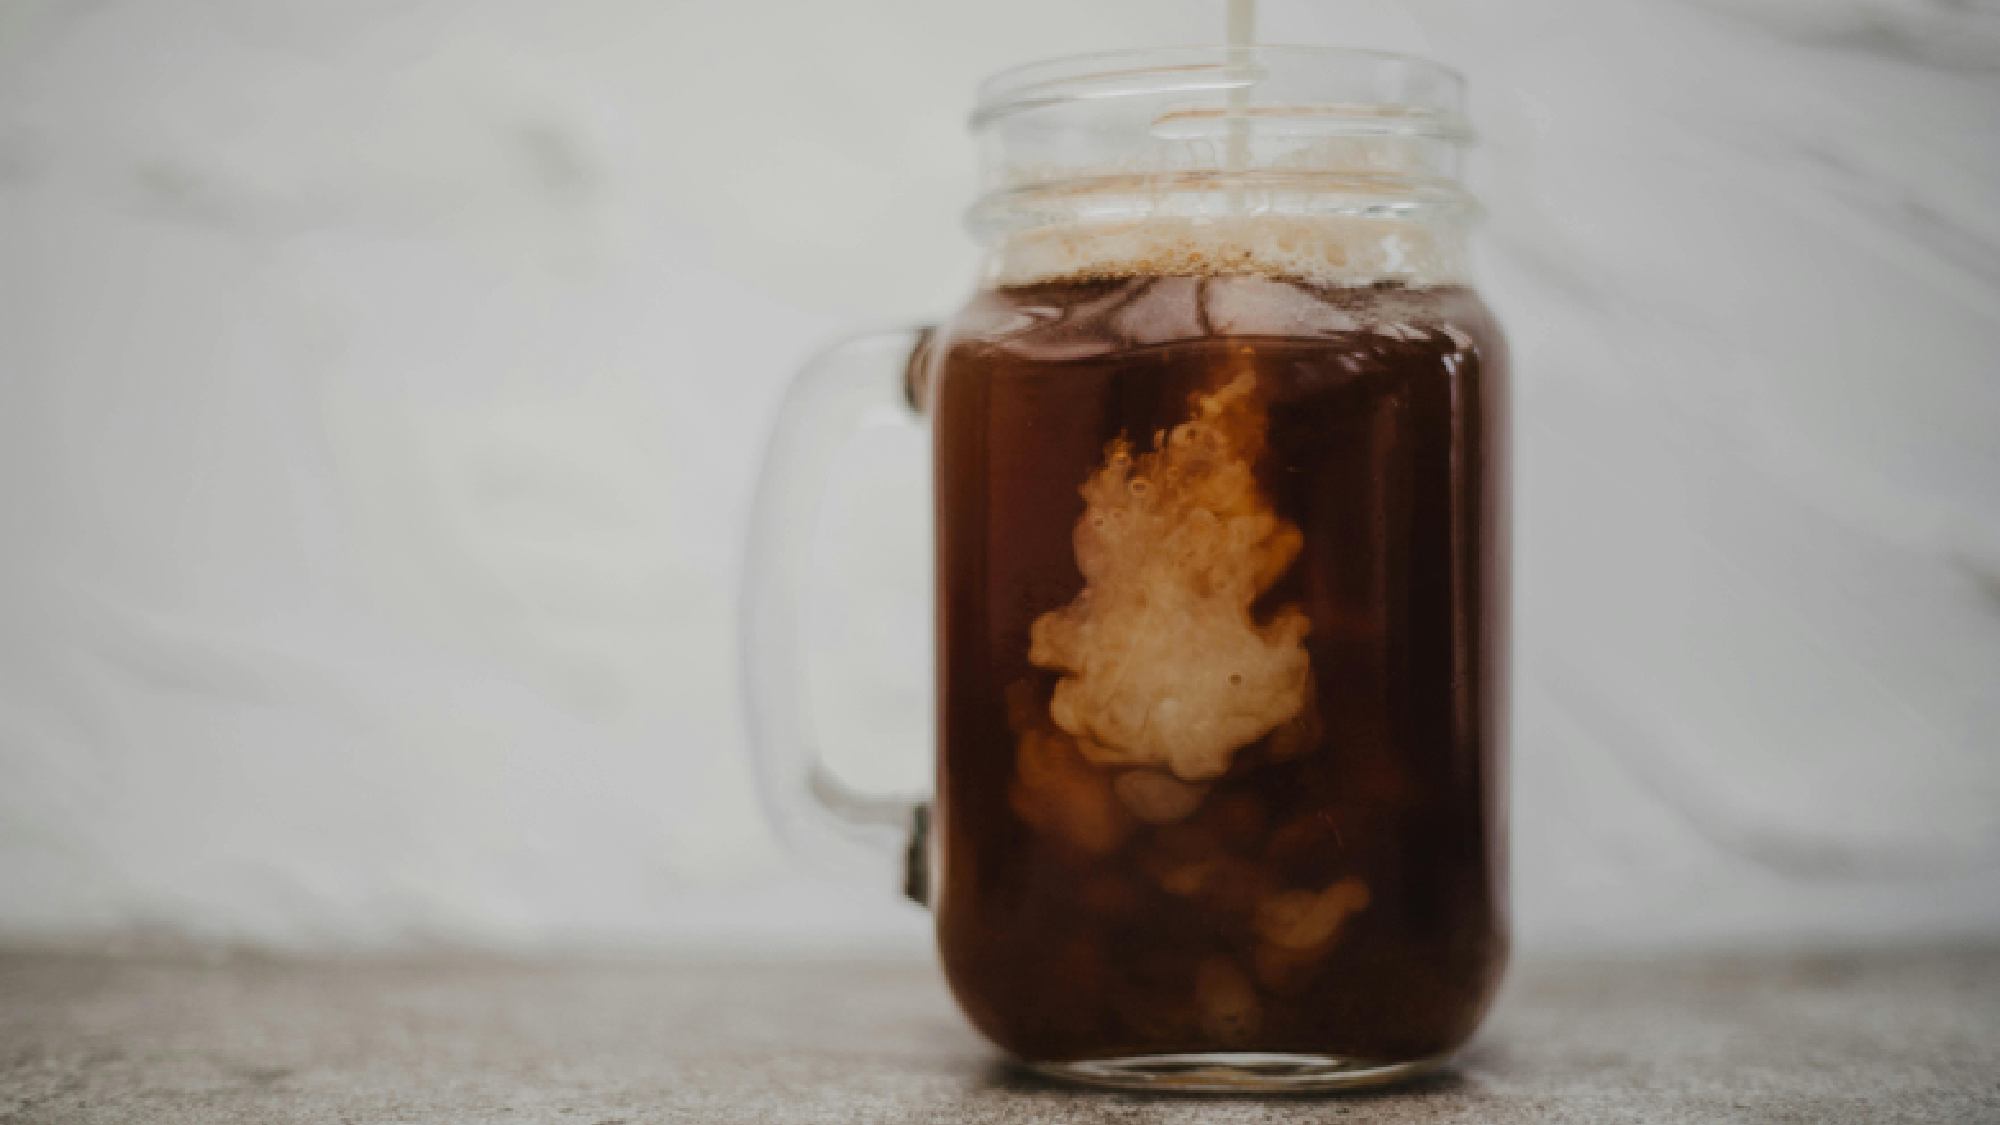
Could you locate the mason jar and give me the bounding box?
[745,45,1509,1092]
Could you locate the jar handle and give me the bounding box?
[740,327,936,904]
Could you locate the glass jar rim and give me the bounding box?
[970,44,1470,138]
[966,44,1479,286]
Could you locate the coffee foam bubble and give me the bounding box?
[991,214,1465,289]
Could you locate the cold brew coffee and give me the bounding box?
[929,263,1508,1067]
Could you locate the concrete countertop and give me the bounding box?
[3,947,1996,1123]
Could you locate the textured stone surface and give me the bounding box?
[2,947,1997,1123]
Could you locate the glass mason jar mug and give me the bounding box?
[744,46,1509,1092]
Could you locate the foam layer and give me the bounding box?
[991,214,1467,288]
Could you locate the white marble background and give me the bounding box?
[0,0,1995,953]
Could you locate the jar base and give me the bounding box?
[1027,1051,1449,1093]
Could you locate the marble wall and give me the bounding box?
[0,0,1995,952]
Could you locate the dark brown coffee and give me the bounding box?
[928,273,1509,1064]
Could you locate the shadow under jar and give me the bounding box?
[924,48,1510,1091]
